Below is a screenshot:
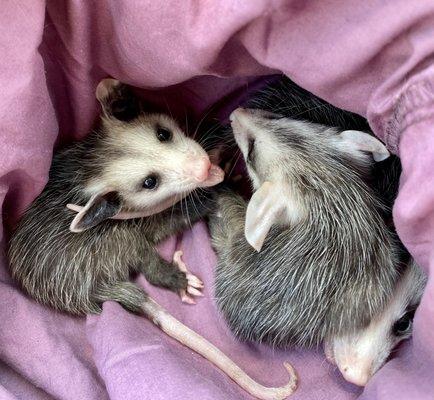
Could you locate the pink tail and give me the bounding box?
[143,298,298,400]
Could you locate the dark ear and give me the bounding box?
[69,191,122,233]
[96,78,141,122]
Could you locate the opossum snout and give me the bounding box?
[230,108,254,137]
[325,335,377,387]
[184,156,212,182]
[229,107,249,122]
[230,107,278,124]
[339,362,372,387]
[230,108,257,155]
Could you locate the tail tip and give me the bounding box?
[283,361,298,392]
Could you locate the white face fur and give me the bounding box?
[85,113,213,211]
[229,107,389,190]
[325,261,426,386]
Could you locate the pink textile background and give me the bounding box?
[1,1,434,399]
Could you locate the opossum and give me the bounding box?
[211,107,398,345]
[7,79,297,400]
[210,105,426,386]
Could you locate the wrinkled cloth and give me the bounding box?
[1,1,434,399]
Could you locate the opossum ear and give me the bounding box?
[69,191,121,233]
[96,78,141,122]
[339,130,390,162]
[245,182,286,252]
[96,78,121,103]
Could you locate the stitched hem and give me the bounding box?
[384,77,434,154]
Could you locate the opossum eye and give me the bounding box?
[262,112,282,120]
[142,175,158,190]
[156,127,172,142]
[392,310,415,336]
[247,138,255,163]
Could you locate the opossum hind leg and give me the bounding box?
[92,281,147,314]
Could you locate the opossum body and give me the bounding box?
[8,79,296,400]
[210,78,426,386]
[211,107,400,348]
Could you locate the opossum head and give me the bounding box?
[229,107,389,251]
[324,261,427,386]
[70,79,224,232]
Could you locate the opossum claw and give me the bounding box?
[187,286,204,297]
[187,274,204,288]
[180,290,196,304]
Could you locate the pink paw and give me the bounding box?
[173,250,204,304]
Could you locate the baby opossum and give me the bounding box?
[210,106,426,386]
[7,80,297,400]
[212,107,398,344]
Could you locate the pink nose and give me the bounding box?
[186,156,211,182]
[341,365,371,387]
[229,107,249,123]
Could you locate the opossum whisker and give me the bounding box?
[192,105,218,142]
[225,150,242,179]
[162,96,175,121]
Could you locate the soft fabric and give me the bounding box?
[1,1,434,399]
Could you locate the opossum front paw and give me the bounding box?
[173,250,204,304]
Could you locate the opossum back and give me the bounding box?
[246,76,371,132]
[212,191,399,348]
[7,185,146,314]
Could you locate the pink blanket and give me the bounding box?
[1,1,434,399]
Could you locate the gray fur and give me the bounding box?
[210,114,402,348]
[8,93,213,316]
[7,84,304,400]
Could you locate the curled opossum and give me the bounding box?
[7,79,297,400]
[210,106,426,386]
[212,107,398,344]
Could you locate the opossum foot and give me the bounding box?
[173,250,204,304]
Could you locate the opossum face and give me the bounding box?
[69,79,223,232]
[88,113,215,209]
[229,107,389,251]
[324,262,426,386]
[230,107,389,190]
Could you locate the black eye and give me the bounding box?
[392,310,415,336]
[247,138,255,163]
[156,127,172,142]
[142,175,158,190]
[262,113,282,120]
